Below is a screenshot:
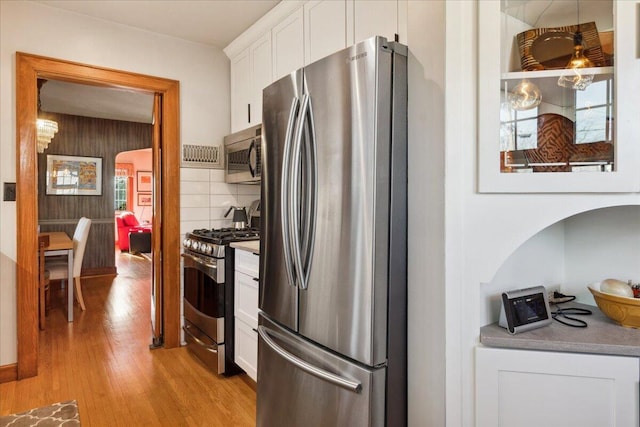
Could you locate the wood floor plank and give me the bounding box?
[0,252,256,426]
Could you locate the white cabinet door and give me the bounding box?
[235,319,258,381]
[353,0,397,44]
[476,346,639,427]
[234,270,259,328]
[304,0,347,65]
[272,8,304,81]
[230,47,251,132]
[234,248,260,382]
[250,32,272,128]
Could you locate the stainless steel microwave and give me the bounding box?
[224,124,261,184]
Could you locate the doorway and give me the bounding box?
[15,52,181,379]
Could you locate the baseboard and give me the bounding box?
[0,363,18,383]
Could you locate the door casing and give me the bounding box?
[15,52,181,379]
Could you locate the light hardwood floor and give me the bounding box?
[0,252,256,426]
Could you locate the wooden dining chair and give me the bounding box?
[38,234,50,330]
[46,217,92,311]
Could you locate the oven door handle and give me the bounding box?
[183,324,218,353]
[181,253,218,270]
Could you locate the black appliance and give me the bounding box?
[182,227,260,375]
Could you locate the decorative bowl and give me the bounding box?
[588,286,640,329]
[516,22,606,71]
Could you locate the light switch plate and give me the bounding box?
[3,182,16,201]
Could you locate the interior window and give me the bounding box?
[114,176,128,211]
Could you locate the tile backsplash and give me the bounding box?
[180,167,260,236]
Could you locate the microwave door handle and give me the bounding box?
[281,97,300,288]
[289,94,310,290]
[247,139,257,177]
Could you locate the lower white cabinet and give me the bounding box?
[234,249,259,381]
[476,346,639,427]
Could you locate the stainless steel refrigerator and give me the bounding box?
[258,36,407,427]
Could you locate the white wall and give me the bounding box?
[406,1,447,425]
[564,205,640,303]
[0,0,230,365]
[480,222,566,325]
[407,1,640,426]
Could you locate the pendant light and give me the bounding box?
[36,79,58,153]
[507,1,542,111]
[557,1,594,90]
[508,78,542,111]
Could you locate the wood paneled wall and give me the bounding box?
[37,112,152,275]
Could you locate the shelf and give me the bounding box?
[502,66,613,80]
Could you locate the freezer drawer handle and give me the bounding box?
[258,326,362,393]
[183,325,218,355]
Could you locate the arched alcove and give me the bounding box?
[481,204,640,325]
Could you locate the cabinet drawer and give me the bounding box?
[235,318,258,381]
[235,248,259,277]
[235,270,259,327]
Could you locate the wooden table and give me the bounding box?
[40,232,74,322]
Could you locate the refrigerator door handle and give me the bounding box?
[258,325,362,393]
[290,94,310,290]
[281,97,300,288]
[300,95,317,287]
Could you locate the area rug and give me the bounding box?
[0,400,80,426]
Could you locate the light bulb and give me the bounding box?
[508,79,542,111]
[557,32,595,90]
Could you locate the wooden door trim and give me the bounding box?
[16,52,181,379]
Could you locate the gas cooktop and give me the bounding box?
[189,227,260,244]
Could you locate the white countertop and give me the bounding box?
[230,240,260,254]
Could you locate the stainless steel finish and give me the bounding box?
[181,252,224,283]
[289,94,308,290]
[258,325,361,392]
[260,36,408,427]
[257,315,385,427]
[183,320,225,375]
[224,206,248,229]
[184,299,225,343]
[248,199,261,228]
[281,96,300,290]
[224,124,262,184]
[261,69,303,331]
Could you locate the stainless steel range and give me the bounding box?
[182,227,260,375]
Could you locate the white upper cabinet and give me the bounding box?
[353,0,398,44]
[230,32,272,132]
[250,32,272,128]
[226,0,407,131]
[272,8,304,82]
[478,0,639,193]
[304,0,348,65]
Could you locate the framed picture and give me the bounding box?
[137,170,152,192]
[137,193,152,206]
[46,154,102,195]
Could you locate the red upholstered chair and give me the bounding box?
[116,211,151,251]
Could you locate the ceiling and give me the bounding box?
[36,0,281,123]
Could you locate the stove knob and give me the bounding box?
[192,241,200,252]
[183,238,191,248]
[202,244,212,254]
